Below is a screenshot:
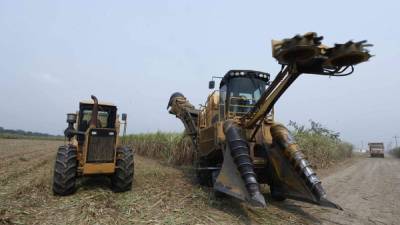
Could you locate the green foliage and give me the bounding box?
[124,120,353,169]
[288,120,353,169]
[123,132,194,165]
[390,147,400,158]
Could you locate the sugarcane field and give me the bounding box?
[1,1,400,225]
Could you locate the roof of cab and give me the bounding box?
[220,69,270,87]
[80,100,116,107]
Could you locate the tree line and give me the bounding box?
[0,126,60,137]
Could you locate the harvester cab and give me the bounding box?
[53,95,134,196]
[214,70,270,120]
[168,32,372,208]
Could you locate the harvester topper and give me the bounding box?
[167,32,372,208]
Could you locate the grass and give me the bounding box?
[2,139,291,225]
[290,129,353,169]
[289,120,353,169]
[123,132,194,166]
[1,137,336,224]
[124,120,353,169]
[390,147,400,158]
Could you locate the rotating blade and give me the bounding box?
[272,32,323,65]
[324,40,373,67]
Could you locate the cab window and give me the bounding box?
[227,77,267,116]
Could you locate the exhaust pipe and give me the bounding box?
[90,95,99,128]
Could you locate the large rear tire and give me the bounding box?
[111,147,134,192]
[52,145,78,196]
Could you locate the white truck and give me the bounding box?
[368,142,385,158]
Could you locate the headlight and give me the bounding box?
[66,113,77,123]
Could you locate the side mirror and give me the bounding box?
[121,113,127,121]
[209,80,215,89]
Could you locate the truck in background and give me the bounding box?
[368,142,385,158]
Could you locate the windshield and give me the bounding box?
[80,110,110,130]
[83,111,109,127]
[369,143,384,150]
[227,77,267,116]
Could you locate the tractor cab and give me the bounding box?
[217,70,270,119]
[78,101,117,131]
[74,101,118,146]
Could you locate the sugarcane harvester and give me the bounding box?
[167,32,372,208]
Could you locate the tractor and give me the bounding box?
[52,95,134,195]
[167,32,372,208]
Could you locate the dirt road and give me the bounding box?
[288,155,400,225]
[1,139,399,225]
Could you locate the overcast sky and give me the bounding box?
[1,1,399,148]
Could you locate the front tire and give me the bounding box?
[53,145,78,196]
[111,147,134,192]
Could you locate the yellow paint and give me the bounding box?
[83,163,115,175]
[68,99,122,177]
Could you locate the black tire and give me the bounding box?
[52,145,78,196]
[111,147,134,192]
[270,185,287,201]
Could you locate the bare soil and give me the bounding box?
[295,154,400,225]
[0,139,399,225]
